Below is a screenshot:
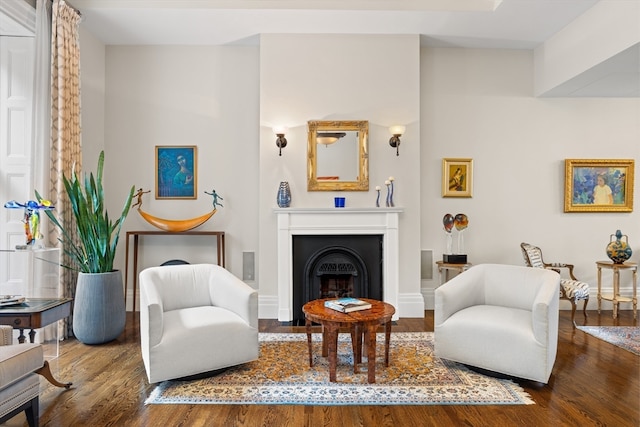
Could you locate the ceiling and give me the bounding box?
[2,0,638,96]
[72,0,600,49]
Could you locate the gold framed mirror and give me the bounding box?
[307,120,369,191]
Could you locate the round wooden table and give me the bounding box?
[302,298,395,383]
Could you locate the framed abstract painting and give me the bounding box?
[564,159,634,212]
[155,146,197,199]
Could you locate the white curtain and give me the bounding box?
[33,0,57,341]
[33,0,52,221]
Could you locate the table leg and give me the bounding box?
[305,317,313,367]
[133,234,139,312]
[125,232,130,312]
[384,320,392,367]
[633,268,638,319]
[35,361,72,389]
[325,322,339,382]
[365,322,377,384]
[18,329,26,344]
[351,324,362,374]
[613,268,620,319]
[28,329,36,343]
[597,266,602,314]
[321,326,328,357]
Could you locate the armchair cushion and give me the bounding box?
[435,264,560,383]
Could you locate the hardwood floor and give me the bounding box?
[5,310,639,427]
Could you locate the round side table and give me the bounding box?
[302,298,395,383]
[596,261,638,319]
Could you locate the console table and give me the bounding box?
[596,261,637,319]
[125,231,225,312]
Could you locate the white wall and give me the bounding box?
[79,26,105,177]
[80,37,639,315]
[100,46,260,309]
[421,47,640,309]
[258,34,424,318]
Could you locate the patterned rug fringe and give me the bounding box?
[145,332,534,406]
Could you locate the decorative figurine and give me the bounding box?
[375,186,381,207]
[385,180,391,207]
[132,188,150,209]
[204,189,224,208]
[4,199,55,247]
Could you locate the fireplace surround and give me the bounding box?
[275,207,402,322]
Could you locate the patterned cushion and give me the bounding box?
[560,279,590,301]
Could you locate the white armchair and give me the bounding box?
[435,264,560,384]
[139,263,259,383]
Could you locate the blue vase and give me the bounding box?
[277,181,291,208]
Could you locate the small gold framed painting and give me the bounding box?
[442,158,473,198]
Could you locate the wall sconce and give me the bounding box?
[273,126,288,156]
[389,125,405,156]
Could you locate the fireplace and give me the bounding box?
[274,207,402,322]
[292,235,383,323]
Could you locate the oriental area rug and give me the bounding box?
[146,332,534,406]
[577,326,640,356]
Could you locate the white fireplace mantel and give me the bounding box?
[274,207,403,321]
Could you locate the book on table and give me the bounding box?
[324,297,372,313]
[0,295,25,307]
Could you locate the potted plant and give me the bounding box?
[37,151,134,344]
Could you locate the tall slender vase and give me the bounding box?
[277,181,291,208]
[73,270,126,345]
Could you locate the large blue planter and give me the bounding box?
[73,270,126,345]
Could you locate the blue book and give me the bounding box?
[324,298,372,313]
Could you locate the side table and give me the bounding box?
[596,261,637,319]
[435,261,472,285]
[302,299,395,383]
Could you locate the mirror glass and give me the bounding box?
[307,120,369,191]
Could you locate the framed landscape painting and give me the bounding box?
[155,146,197,199]
[564,159,634,212]
[442,158,473,198]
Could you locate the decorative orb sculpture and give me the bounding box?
[443,214,454,233]
[454,213,468,231]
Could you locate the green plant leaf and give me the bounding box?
[36,151,134,273]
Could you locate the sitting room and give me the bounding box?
[0,0,638,425]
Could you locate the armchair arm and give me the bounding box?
[0,325,12,346]
[531,271,560,345]
[435,267,484,327]
[209,266,258,329]
[544,262,578,280]
[139,274,165,348]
